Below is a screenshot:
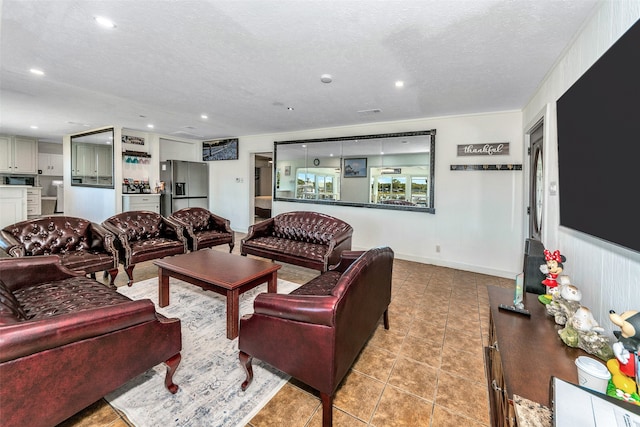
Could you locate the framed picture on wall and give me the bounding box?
[343,158,367,178]
[203,138,239,161]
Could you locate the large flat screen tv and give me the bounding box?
[556,19,640,253]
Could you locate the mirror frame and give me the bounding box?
[71,128,115,189]
[273,130,436,213]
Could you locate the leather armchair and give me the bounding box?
[168,207,234,252]
[102,210,187,286]
[0,216,119,288]
[0,255,182,427]
[240,211,353,272]
[238,246,394,427]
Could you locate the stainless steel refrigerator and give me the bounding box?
[159,160,209,216]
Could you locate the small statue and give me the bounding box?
[558,306,613,361]
[609,310,640,379]
[545,280,581,326]
[540,249,566,292]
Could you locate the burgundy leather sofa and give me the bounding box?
[238,246,394,427]
[102,210,187,286]
[240,211,353,272]
[0,216,119,287]
[168,207,234,252]
[0,256,182,427]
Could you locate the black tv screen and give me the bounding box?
[557,19,640,253]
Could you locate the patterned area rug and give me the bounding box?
[105,276,300,426]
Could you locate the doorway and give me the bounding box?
[252,152,273,224]
[528,120,544,241]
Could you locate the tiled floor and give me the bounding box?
[57,236,513,427]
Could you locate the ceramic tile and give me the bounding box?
[387,356,438,401]
[333,370,385,421]
[399,334,443,369]
[248,383,320,427]
[353,343,397,382]
[430,404,488,427]
[369,386,433,426]
[435,371,490,424]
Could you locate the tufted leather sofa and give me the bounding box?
[238,246,394,427]
[102,210,187,286]
[168,207,234,252]
[240,211,353,272]
[0,216,119,288]
[0,255,182,427]
[102,211,187,286]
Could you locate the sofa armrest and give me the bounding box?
[0,299,158,362]
[242,218,274,242]
[0,256,81,291]
[88,223,119,264]
[0,231,24,257]
[252,293,338,327]
[208,213,233,234]
[330,251,365,273]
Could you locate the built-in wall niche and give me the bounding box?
[71,128,114,188]
[274,130,435,213]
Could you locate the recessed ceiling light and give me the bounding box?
[30,68,45,76]
[201,114,208,119]
[287,107,294,111]
[320,74,333,84]
[30,125,38,129]
[395,81,404,88]
[94,16,116,29]
[147,124,154,129]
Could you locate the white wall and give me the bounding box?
[522,1,640,337]
[212,110,524,279]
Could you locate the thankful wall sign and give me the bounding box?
[457,142,509,156]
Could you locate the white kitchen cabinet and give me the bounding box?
[122,194,161,214]
[0,136,38,174]
[38,153,64,176]
[27,187,42,217]
[0,186,28,228]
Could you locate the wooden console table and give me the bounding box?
[485,286,590,426]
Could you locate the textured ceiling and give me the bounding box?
[0,0,599,143]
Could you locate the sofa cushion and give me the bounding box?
[289,271,342,296]
[0,280,28,324]
[242,236,328,263]
[5,218,92,256]
[107,212,163,241]
[59,251,117,272]
[13,277,131,320]
[272,215,350,245]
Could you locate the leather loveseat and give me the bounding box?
[168,207,235,252]
[238,246,394,427]
[0,256,182,427]
[102,210,188,286]
[0,216,120,288]
[240,211,353,272]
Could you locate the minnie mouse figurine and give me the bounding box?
[540,249,566,291]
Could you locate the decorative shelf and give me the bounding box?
[122,150,151,158]
[450,164,522,171]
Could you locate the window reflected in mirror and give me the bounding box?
[71,128,115,188]
[274,130,435,212]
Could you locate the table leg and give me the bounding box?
[267,271,278,293]
[159,268,170,307]
[226,288,240,339]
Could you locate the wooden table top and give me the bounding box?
[154,250,281,290]
[488,286,590,407]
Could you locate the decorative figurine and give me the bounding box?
[557,306,613,361]
[609,310,640,379]
[540,249,566,292]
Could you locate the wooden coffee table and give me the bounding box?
[153,250,281,339]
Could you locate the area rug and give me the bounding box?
[105,276,301,427]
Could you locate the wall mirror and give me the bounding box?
[274,130,435,213]
[71,128,114,188]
